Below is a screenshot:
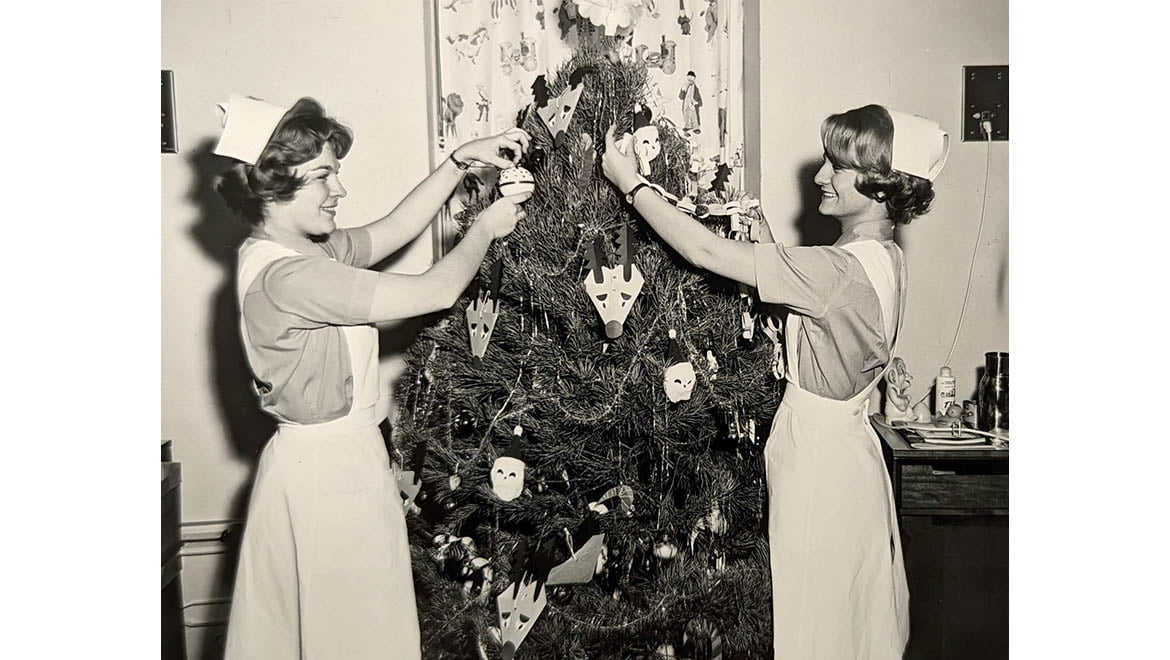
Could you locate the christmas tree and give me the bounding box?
[393,42,782,659]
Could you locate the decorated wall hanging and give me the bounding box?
[428,0,748,255]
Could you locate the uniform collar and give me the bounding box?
[835,219,894,246]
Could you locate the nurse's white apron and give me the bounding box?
[765,239,910,659]
[225,239,421,660]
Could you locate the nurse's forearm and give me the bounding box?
[629,190,757,287]
[365,222,494,322]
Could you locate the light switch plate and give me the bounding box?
[162,70,178,153]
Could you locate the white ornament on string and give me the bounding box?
[574,0,648,36]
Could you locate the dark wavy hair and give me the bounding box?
[215,97,354,227]
[820,104,934,224]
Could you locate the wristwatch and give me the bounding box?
[624,182,650,205]
[449,152,471,171]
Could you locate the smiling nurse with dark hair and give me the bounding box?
[213,94,531,660]
[603,104,948,658]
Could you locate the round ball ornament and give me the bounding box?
[547,585,574,606]
[452,408,477,439]
[497,166,536,198]
[654,533,679,561]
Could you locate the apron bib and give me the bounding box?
[225,239,421,660]
[765,240,910,659]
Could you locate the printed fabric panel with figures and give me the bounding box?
[430,0,748,242]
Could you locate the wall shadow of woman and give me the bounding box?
[183,138,273,650]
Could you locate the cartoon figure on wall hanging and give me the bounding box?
[439,92,464,149]
[678,0,692,34]
[446,27,489,64]
[636,35,678,75]
[500,33,538,76]
[491,0,519,23]
[703,0,719,43]
[476,85,490,122]
[440,0,473,12]
[679,70,703,135]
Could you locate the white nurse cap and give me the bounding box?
[213,94,291,165]
[885,108,949,181]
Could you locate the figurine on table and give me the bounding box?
[883,357,919,422]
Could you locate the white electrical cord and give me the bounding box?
[911,120,994,408]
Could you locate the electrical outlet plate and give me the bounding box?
[962,65,1008,141]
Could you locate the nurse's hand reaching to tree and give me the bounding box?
[601,124,641,194]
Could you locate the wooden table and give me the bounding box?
[872,416,1008,660]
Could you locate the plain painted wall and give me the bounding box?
[162,1,430,656]
[759,0,1009,404]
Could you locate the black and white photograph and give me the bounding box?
[10,1,1169,659]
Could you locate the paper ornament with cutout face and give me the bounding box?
[536,68,592,149]
[496,576,547,660]
[466,259,503,362]
[663,329,697,403]
[582,224,643,339]
[491,425,527,502]
[396,439,428,514]
[631,104,660,176]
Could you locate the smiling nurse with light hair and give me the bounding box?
[602,104,948,658]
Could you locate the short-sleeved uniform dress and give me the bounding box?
[752,226,910,660]
[224,230,421,660]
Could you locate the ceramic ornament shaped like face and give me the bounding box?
[631,104,660,176]
[583,225,643,339]
[491,425,527,502]
[466,259,503,362]
[663,329,697,402]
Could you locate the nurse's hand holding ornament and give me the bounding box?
[448,127,532,170]
[601,124,643,199]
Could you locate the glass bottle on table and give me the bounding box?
[978,351,1008,446]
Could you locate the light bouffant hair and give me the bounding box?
[821,104,935,224]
